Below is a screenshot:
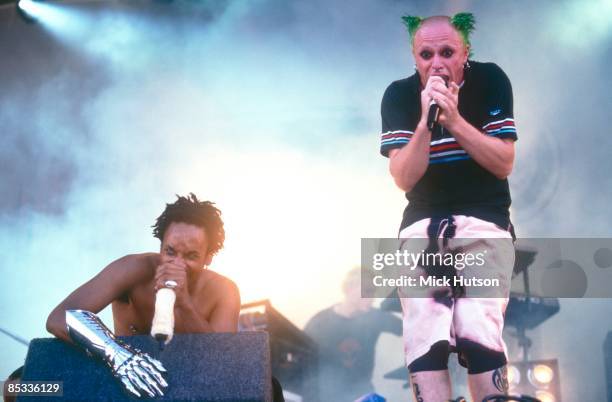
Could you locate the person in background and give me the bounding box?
[304,267,402,401]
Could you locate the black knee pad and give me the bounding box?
[408,340,450,373]
[457,339,506,374]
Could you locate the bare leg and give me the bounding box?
[409,370,452,402]
[468,366,508,402]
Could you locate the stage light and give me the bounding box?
[16,0,40,23]
[17,0,33,12]
[529,364,554,386]
[534,390,555,402]
[507,359,561,401]
[16,0,58,25]
[507,364,521,386]
[15,0,77,36]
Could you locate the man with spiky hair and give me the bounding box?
[380,13,517,402]
[46,193,240,397]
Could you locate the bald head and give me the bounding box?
[411,16,470,86]
[413,17,465,53]
[421,16,453,27]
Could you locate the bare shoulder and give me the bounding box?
[104,252,159,285]
[113,252,158,268]
[46,252,161,336]
[200,270,240,301]
[200,270,241,332]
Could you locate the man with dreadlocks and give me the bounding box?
[46,194,241,398]
[379,13,517,402]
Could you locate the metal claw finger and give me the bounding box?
[127,368,155,398]
[134,365,164,397]
[146,375,165,397]
[140,360,168,388]
[120,375,142,398]
[143,354,167,372]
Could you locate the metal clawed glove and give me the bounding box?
[66,310,168,398]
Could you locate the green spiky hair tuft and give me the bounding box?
[450,12,476,56]
[401,15,423,44]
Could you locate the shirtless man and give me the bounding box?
[45,193,240,397]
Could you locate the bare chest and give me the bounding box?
[112,279,217,336]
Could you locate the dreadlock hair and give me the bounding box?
[152,193,225,257]
[401,12,476,57]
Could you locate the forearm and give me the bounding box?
[46,305,73,343]
[447,117,514,179]
[389,120,431,192]
[47,299,106,343]
[46,254,151,343]
[66,310,167,398]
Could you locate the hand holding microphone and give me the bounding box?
[426,75,449,130]
[151,279,177,349]
[151,259,188,349]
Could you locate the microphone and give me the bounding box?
[151,280,177,350]
[426,76,449,131]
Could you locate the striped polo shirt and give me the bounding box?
[380,61,518,231]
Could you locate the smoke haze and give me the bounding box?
[1,0,611,400]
